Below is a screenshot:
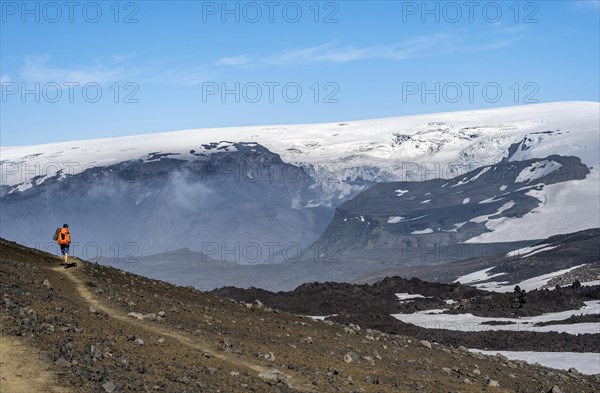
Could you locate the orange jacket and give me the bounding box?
[57,228,71,245]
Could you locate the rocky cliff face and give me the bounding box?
[0,142,333,263]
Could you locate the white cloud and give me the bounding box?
[220,35,451,67]
[15,54,213,87]
[20,55,125,85]
[219,32,518,67]
[266,42,396,64]
[0,75,11,83]
[216,55,250,66]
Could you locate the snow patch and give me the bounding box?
[387,216,405,224]
[506,243,552,257]
[479,196,504,204]
[395,293,430,303]
[442,222,468,233]
[392,300,600,335]
[582,280,600,287]
[469,350,600,375]
[454,267,507,284]
[515,160,563,183]
[396,293,427,301]
[474,264,588,293]
[470,166,491,181]
[521,245,558,257]
[344,216,367,223]
[467,171,600,242]
[387,215,430,224]
[411,228,434,235]
[469,201,516,224]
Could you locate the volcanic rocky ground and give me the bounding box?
[213,277,600,353]
[1,238,599,393]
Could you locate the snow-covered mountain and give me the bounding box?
[353,228,600,290]
[1,102,598,261]
[2,101,598,201]
[313,154,594,254]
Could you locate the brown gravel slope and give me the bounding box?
[1,238,599,393]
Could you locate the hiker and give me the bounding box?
[54,224,74,266]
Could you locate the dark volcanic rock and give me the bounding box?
[213,275,600,352]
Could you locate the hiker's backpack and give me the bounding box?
[57,228,71,245]
[52,227,60,241]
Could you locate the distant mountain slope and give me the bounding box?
[314,155,594,253]
[0,143,332,261]
[2,102,598,205]
[353,228,600,287]
[1,102,598,259]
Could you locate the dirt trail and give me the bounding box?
[50,265,317,392]
[0,325,69,393]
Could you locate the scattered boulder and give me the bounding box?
[568,367,580,375]
[142,313,157,321]
[264,352,275,362]
[488,379,500,387]
[102,380,116,393]
[258,368,287,385]
[254,300,264,309]
[344,351,359,363]
[55,357,71,368]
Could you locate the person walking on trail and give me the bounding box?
[54,224,74,266]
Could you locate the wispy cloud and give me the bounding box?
[230,35,453,66]
[216,55,250,66]
[265,41,419,64]
[13,55,214,87]
[217,32,519,67]
[0,75,11,83]
[21,55,125,84]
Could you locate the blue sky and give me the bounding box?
[1,0,599,146]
